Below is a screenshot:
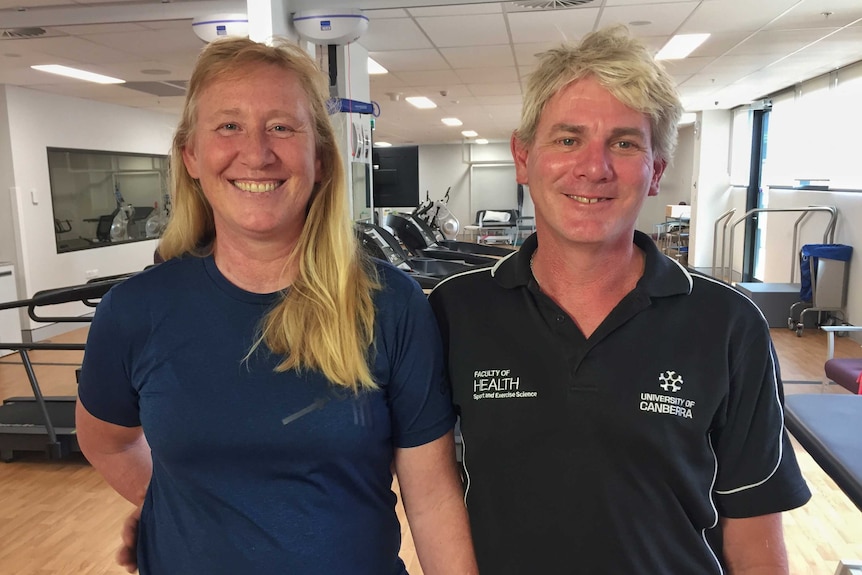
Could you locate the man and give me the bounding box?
[428,26,810,574]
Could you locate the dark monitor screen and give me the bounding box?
[372,146,419,208]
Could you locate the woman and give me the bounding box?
[75,37,476,575]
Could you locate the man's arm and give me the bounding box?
[75,398,152,506]
[722,513,789,575]
[394,430,478,575]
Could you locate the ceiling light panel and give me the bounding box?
[656,34,710,60]
[405,96,437,109]
[441,118,463,126]
[31,65,125,84]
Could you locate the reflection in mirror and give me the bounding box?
[47,147,170,253]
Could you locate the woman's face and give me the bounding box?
[182,62,321,248]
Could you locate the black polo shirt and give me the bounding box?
[428,231,810,575]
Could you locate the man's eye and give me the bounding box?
[219,123,239,131]
[559,138,576,146]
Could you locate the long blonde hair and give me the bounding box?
[158,37,379,392]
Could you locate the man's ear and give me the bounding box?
[648,158,667,197]
[511,133,530,185]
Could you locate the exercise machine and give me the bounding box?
[384,212,510,263]
[0,275,130,461]
[355,222,481,289]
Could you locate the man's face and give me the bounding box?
[512,75,666,250]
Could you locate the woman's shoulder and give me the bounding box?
[108,256,202,300]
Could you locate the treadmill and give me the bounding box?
[0,275,130,461]
[383,212,514,264]
[355,222,480,289]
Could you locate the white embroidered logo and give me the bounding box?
[639,370,695,419]
[472,369,537,400]
[658,370,683,393]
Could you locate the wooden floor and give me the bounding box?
[0,327,860,574]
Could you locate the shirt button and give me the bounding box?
[556,315,565,323]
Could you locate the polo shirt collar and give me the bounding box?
[493,230,692,298]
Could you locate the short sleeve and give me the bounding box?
[379,273,455,448]
[713,328,811,516]
[78,290,141,427]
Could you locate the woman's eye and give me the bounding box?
[219,123,239,131]
[271,125,297,136]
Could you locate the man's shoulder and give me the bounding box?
[429,266,498,301]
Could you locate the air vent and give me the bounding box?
[122,81,187,97]
[1,27,47,39]
[512,0,594,8]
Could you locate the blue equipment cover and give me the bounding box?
[799,244,853,302]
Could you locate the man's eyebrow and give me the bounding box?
[609,127,648,140]
[549,123,586,135]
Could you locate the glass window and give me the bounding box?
[47,148,170,253]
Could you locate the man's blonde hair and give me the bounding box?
[158,37,379,392]
[515,25,683,162]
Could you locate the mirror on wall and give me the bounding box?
[47,148,170,253]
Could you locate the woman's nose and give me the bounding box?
[241,130,276,167]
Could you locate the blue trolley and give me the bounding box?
[788,243,853,336]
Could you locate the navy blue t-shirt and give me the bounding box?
[78,255,455,575]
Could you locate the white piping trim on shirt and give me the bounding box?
[662,251,694,294]
[460,431,471,507]
[427,265,490,296]
[695,274,786,495]
[703,433,725,575]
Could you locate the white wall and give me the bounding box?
[417,142,532,230]
[636,123,695,236]
[3,85,176,334]
[0,87,16,266]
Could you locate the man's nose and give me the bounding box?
[576,141,613,181]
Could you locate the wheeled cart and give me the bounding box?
[788,244,853,336]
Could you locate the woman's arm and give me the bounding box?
[75,399,152,506]
[722,513,789,574]
[394,430,478,575]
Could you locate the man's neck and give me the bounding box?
[530,233,645,338]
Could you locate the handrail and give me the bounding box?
[788,210,836,282]
[725,206,837,284]
[711,209,736,281]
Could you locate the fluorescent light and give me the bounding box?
[475,138,489,145]
[461,130,478,138]
[405,96,437,109]
[374,141,392,147]
[367,57,388,75]
[655,34,710,60]
[31,64,125,84]
[441,117,463,126]
[678,112,697,125]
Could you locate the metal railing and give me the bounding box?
[714,206,838,284]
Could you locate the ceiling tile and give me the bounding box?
[368,48,449,72]
[362,17,432,51]
[507,7,599,44]
[407,3,503,16]
[416,14,510,47]
[598,3,699,36]
[439,45,515,69]
[455,66,520,83]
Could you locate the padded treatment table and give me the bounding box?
[784,394,862,511]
